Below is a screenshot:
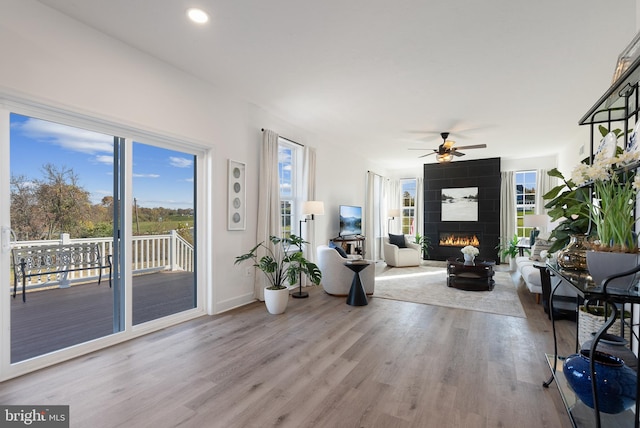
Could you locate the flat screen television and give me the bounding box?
[339,205,362,237]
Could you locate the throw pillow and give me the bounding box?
[388,233,407,248]
[329,241,349,258]
[530,239,553,261]
[334,246,348,258]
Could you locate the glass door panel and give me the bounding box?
[131,142,196,325]
[9,113,120,362]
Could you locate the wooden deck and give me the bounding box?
[10,270,195,362]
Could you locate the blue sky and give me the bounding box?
[10,113,194,209]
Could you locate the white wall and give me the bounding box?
[0,0,370,314]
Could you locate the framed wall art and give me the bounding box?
[227,159,246,230]
[441,187,478,221]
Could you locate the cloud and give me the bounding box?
[95,155,114,165]
[133,173,160,178]
[169,156,193,168]
[18,117,113,155]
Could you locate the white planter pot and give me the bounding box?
[509,257,517,271]
[586,251,640,291]
[264,287,289,314]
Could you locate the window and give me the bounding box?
[515,170,537,238]
[400,178,417,235]
[278,138,302,238]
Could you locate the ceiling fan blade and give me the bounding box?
[418,152,437,158]
[443,140,456,149]
[408,148,437,151]
[454,144,487,150]
[452,151,465,157]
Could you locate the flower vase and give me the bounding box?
[556,234,589,270]
[563,349,637,414]
[463,254,475,264]
[586,251,640,291]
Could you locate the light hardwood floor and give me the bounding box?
[0,266,576,428]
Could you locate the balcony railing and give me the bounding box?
[9,230,194,293]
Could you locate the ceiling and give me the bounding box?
[36,0,638,170]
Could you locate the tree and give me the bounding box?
[35,164,92,239]
[10,174,44,240]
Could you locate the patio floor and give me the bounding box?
[10,270,195,363]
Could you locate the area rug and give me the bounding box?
[374,264,526,318]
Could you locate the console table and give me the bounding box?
[333,235,365,257]
[542,259,639,427]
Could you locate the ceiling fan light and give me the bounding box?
[437,153,453,163]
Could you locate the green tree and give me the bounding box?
[36,164,91,239]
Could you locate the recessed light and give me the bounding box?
[186,8,209,24]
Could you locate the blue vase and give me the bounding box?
[563,350,637,414]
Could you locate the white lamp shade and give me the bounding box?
[523,214,548,229]
[388,209,401,218]
[302,201,324,216]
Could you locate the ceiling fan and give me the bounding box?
[410,132,487,162]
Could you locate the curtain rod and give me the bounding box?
[261,128,303,147]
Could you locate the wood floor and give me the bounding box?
[0,267,577,428]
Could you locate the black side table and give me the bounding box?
[344,261,370,306]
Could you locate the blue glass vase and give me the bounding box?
[563,350,637,414]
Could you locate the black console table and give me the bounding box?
[333,235,365,257]
[542,259,639,428]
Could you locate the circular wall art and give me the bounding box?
[228,160,246,230]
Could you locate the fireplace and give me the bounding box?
[423,158,501,263]
[439,232,480,247]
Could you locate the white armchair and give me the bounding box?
[383,236,421,267]
[316,245,375,296]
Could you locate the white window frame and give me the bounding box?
[278,138,303,238]
[515,170,537,238]
[400,178,417,235]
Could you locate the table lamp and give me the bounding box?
[523,214,548,245]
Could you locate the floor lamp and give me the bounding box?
[387,209,401,234]
[294,200,324,299]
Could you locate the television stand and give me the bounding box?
[333,235,365,258]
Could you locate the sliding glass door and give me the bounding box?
[131,142,196,325]
[4,112,199,366]
[8,113,120,362]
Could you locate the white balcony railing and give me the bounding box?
[9,230,194,292]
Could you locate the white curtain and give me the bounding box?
[300,146,317,286]
[536,168,555,215]
[499,171,516,263]
[255,129,281,301]
[414,177,424,238]
[365,172,380,261]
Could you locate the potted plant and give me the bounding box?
[496,234,522,270]
[543,126,624,253]
[460,245,479,263]
[235,234,322,314]
[413,233,432,259]
[569,135,640,289]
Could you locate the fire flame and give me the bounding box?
[439,234,480,247]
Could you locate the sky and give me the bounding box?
[10,113,194,209]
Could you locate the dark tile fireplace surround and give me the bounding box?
[423,158,501,263]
